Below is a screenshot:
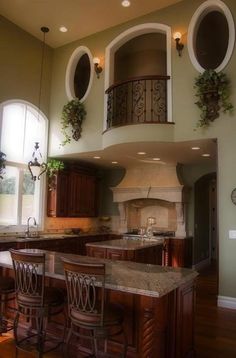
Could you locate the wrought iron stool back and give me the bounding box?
[10,249,65,358]
[63,258,127,357]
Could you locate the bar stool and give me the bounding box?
[62,258,127,357]
[0,275,15,334]
[10,249,65,358]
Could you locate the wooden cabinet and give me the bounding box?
[47,165,97,218]
[47,171,69,217]
[163,237,193,268]
[87,243,163,265]
[68,172,96,217]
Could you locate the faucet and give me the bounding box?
[25,217,37,238]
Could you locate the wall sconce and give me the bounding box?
[93,57,103,78]
[28,142,47,181]
[173,32,184,57]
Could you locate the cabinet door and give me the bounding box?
[106,249,128,261]
[86,246,106,258]
[68,172,97,217]
[47,171,69,217]
[84,175,96,216]
[68,172,82,216]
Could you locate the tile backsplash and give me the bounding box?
[45,217,99,233]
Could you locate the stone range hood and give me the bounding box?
[111,164,189,237]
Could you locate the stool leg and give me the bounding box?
[13,311,20,358]
[64,325,73,358]
[0,294,6,335]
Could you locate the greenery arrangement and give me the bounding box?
[47,158,65,191]
[0,151,6,179]
[194,69,233,127]
[47,158,65,177]
[61,99,86,146]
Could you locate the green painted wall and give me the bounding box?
[0,16,53,116]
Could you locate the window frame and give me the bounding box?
[0,99,48,234]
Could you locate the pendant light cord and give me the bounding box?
[38,27,49,120]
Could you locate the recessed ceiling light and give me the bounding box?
[59,26,68,33]
[191,146,200,150]
[137,152,146,155]
[121,0,131,7]
[112,161,118,164]
[202,153,210,157]
[153,158,161,161]
[93,156,101,159]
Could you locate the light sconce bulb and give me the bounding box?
[93,57,103,79]
[93,57,100,65]
[173,31,184,57]
[173,32,182,40]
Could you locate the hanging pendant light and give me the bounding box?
[28,142,47,181]
[28,26,49,181]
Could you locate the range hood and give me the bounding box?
[111,164,189,237]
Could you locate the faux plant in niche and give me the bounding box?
[194,69,233,127]
[61,99,86,146]
[0,151,6,179]
[47,158,65,190]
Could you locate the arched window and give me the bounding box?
[0,100,48,232]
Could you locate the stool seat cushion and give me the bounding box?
[17,286,65,307]
[0,276,15,293]
[71,302,124,328]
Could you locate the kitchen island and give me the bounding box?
[86,237,164,264]
[0,249,198,357]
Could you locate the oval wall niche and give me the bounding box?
[188,0,235,72]
[65,46,93,102]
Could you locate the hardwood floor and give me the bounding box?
[195,261,236,357]
[1,262,236,357]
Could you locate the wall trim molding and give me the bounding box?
[218,295,236,310]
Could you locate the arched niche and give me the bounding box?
[65,46,94,102]
[187,0,235,72]
[104,23,172,127]
[114,32,167,82]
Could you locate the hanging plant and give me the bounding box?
[0,151,6,179]
[61,99,86,146]
[47,158,65,190]
[194,69,233,127]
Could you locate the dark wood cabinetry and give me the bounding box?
[87,242,163,265]
[68,172,96,217]
[0,234,118,256]
[163,237,193,268]
[47,171,69,217]
[47,165,97,218]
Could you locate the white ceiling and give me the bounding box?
[0,0,183,48]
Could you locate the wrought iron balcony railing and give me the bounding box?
[105,75,170,130]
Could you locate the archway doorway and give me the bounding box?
[194,172,217,273]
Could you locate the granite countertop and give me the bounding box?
[0,232,107,244]
[0,249,198,298]
[86,238,164,250]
